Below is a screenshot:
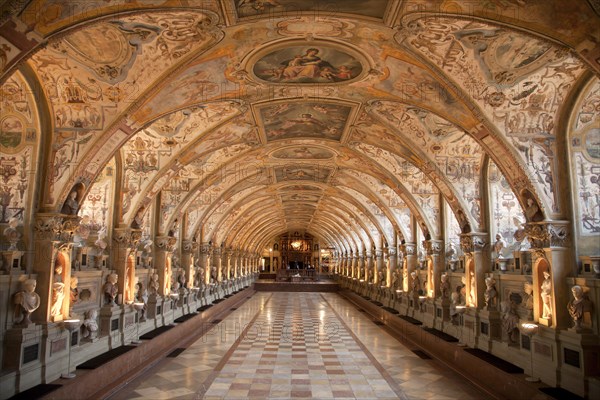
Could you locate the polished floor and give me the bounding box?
[109,292,486,399]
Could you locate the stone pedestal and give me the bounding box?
[433,298,451,331]
[146,294,163,327]
[3,325,46,393]
[531,325,559,387]
[1,250,24,275]
[476,310,502,351]
[462,308,478,347]
[100,305,123,348]
[422,298,436,328]
[121,305,137,344]
[161,296,175,326]
[557,330,600,397]
[41,322,71,383]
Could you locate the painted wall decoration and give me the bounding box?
[343,169,412,241]
[585,128,600,160]
[370,101,484,228]
[347,133,441,236]
[570,78,600,238]
[29,10,222,205]
[271,146,334,160]
[0,72,39,224]
[0,116,24,148]
[274,165,333,183]
[488,160,525,248]
[259,102,351,141]
[253,45,363,84]
[19,0,221,36]
[335,182,394,242]
[120,103,243,223]
[401,17,586,214]
[236,0,389,19]
[338,198,382,243]
[78,159,115,233]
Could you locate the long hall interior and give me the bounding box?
[0,0,599,399]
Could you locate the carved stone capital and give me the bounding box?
[182,240,198,253]
[524,221,570,249]
[112,228,142,249]
[375,249,383,258]
[423,240,443,255]
[388,248,397,257]
[200,243,212,254]
[459,233,488,254]
[156,236,177,252]
[401,243,416,256]
[34,214,80,243]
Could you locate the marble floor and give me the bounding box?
[108,292,486,399]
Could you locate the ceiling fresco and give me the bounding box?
[1,0,599,255]
[252,44,364,84]
[258,101,353,142]
[234,0,390,20]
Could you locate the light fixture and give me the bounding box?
[520,323,540,382]
[291,240,302,250]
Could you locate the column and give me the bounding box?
[155,236,177,296]
[32,214,80,323]
[112,228,142,304]
[199,243,211,284]
[365,250,373,283]
[181,240,197,287]
[402,243,417,294]
[424,239,443,298]
[375,249,384,284]
[213,247,222,282]
[388,248,397,287]
[459,233,490,308]
[360,251,368,280]
[525,221,571,328]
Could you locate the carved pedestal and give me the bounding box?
[146,294,162,324]
[461,308,478,347]
[433,298,451,331]
[161,296,175,326]
[476,310,502,352]
[121,305,137,345]
[3,325,44,392]
[422,298,436,328]
[100,305,123,348]
[557,329,600,398]
[41,323,71,383]
[1,250,24,275]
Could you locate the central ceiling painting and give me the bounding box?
[258,102,352,142]
[253,45,363,84]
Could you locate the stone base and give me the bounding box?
[538,316,551,327]
[100,305,123,347]
[476,310,502,351]
[433,299,451,331]
[3,324,43,371]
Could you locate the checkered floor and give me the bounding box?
[109,293,485,399]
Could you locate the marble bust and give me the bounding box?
[14,279,41,327]
[567,285,593,332]
[61,190,80,215]
[103,273,119,306]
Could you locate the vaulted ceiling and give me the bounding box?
[1,0,599,253]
